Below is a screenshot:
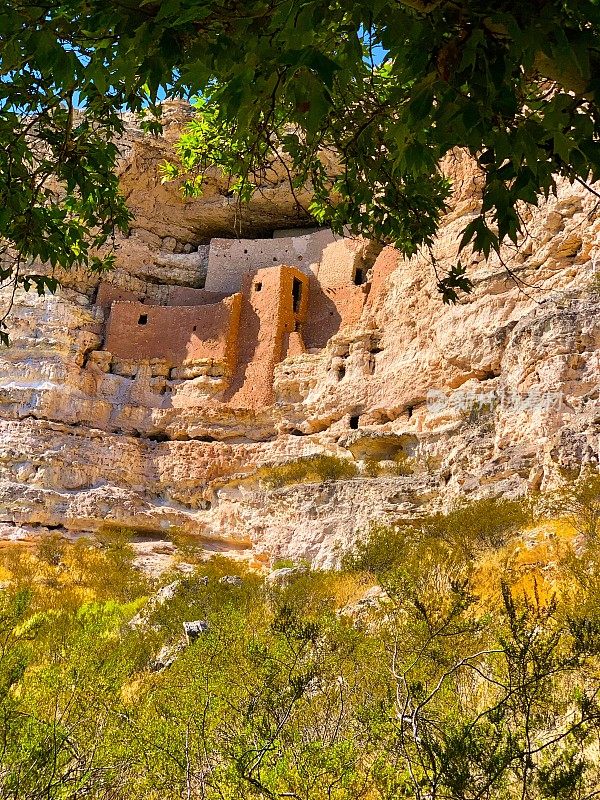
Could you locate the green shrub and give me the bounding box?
[588,271,600,296]
[434,496,530,553]
[362,451,414,478]
[389,450,415,476]
[545,465,600,540]
[342,497,530,575]
[260,454,358,488]
[36,533,67,567]
[271,558,296,570]
[341,522,413,574]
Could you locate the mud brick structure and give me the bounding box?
[104,294,242,375]
[204,229,335,293]
[100,229,372,407]
[224,265,309,406]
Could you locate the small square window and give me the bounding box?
[138,314,148,325]
[254,282,262,292]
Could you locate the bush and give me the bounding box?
[342,497,530,575]
[271,558,296,570]
[260,454,358,488]
[588,271,600,296]
[341,522,413,574]
[433,496,530,553]
[36,533,67,567]
[362,451,415,478]
[544,465,600,541]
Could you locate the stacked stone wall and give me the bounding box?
[303,239,368,349]
[104,295,242,372]
[224,265,309,407]
[204,229,335,293]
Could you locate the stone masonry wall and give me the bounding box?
[204,229,336,293]
[224,265,309,407]
[104,294,242,371]
[96,283,227,311]
[303,239,370,349]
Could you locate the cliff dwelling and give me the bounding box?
[97,229,374,408]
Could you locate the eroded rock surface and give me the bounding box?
[0,108,598,567]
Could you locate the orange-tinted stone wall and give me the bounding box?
[104,295,242,371]
[96,284,146,311]
[224,265,309,407]
[366,246,402,309]
[303,239,367,349]
[165,287,227,306]
[96,282,227,312]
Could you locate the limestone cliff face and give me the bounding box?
[0,108,598,567]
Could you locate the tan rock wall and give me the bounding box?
[0,120,597,568]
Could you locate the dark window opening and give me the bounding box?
[337,365,346,381]
[192,325,197,332]
[255,282,262,292]
[138,314,148,325]
[353,267,365,286]
[292,277,303,313]
[349,415,360,430]
[147,432,170,442]
[407,405,414,419]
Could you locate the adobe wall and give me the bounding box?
[273,227,322,238]
[224,265,309,407]
[314,238,363,284]
[104,294,242,372]
[304,282,367,350]
[96,283,146,311]
[364,246,402,310]
[303,238,369,349]
[96,282,227,312]
[204,229,335,294]
[165,286,227,307]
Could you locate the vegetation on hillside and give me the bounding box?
[258,454,359,488]
[0,475,600,797]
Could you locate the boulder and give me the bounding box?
[218,575,242,587]
[183,620,209,642]
[149,640,186,672]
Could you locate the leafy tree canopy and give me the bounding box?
[1,0,600,320]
